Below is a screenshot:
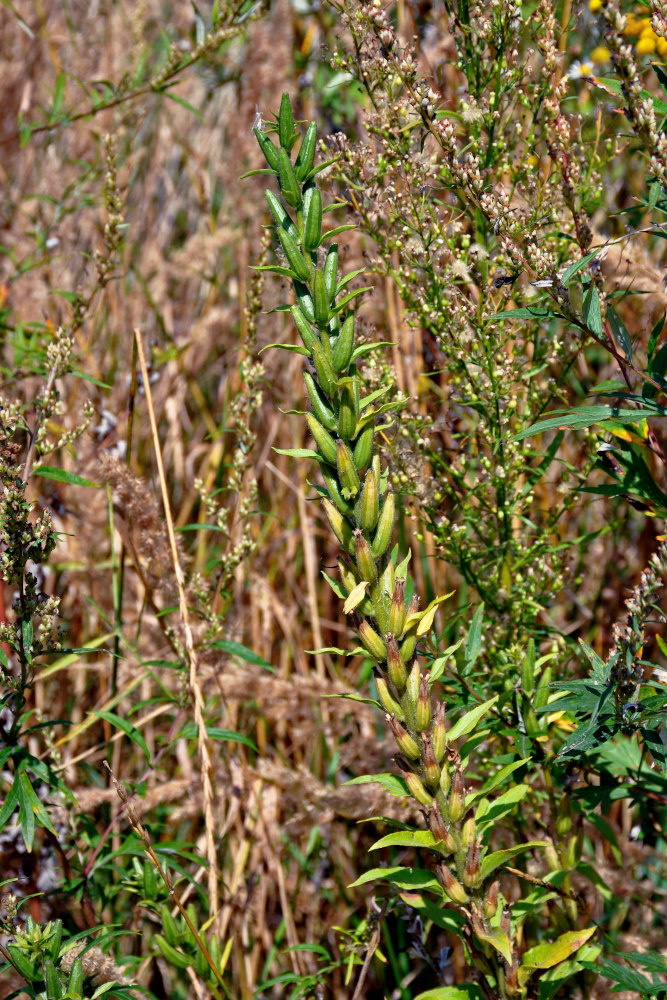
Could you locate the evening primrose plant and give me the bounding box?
[250,94,601,1000]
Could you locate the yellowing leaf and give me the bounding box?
[404,592,455,637]
[518,927,597,987]
[343,580,369,614]
[474,927,512,965]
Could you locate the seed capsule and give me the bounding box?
[463,839,483,889]
[386,633,408,693]
[303,187,323,251]
[439,756,451,797]
[352,422,374,470]
[293,307,319,353]
[323,242,339,300]
[306,412,338,466]
[461,815,476,849]
[294,120,317,180]
[395,755,433,807]
[371,490,396,558]
[278,92,297,150]
[312,268,330,328]
[277,226,310,280]
[404,661,420,714]
[376,674,405,720]
[254,128,280,169]
[436,863,469,906]
[421,732,441,788]
[338,381,359,441]
[358,620,386,662]
[484,880,500,918]
[304,371,336,432]
[432,700,447,763]
[277,148,302,209]
[388,579,406,637]
[332,313,354,372]
[355,529,378,582]
[416,673,432,732]
[337,440,361,499]
[323,467,354,515]
[448,768,465,823]
[356,469,379,532]
[388,713,420,760]
[322,498,354,554]
[429,802,456,854]
[311,339,337,398]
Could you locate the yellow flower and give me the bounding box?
[657,36,667,57]
[589,0,603,10]
[591,46,610,63]
[623,17,642,35]
[636,34,657,54]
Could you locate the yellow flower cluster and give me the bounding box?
[589,1,667,57]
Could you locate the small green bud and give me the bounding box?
[355,529,378,582]
[352,421,374,470]
[294,120,317,180]
[277,225,310,280]
[436,863,469,905]
[254,127,280,169]
[278,93,297,150]
[293,306,319,353]
[304,370,336,432]
[303,187,323,251]
[376,673,405,719]
[356,469,380,532]
[312,268,330,328]
[323,242,339,300]
[396,754,433,807]
[323,467,354,514]
[388,713,420,759]
[358,619,387,662]
[322,498,355,554]
[338,380,359,441]
[439,756,451,797]
[371,490,396,558]
[333,313,354,372]
[415,672,432,732]
[277,147,302,208]
[311,339,337,398]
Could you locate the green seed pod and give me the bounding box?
[436,863,470,905]
[294,120,317,181]
[353,422,374,471]
[311,339,337,398]
[265,189,298,238]
[337,439,361,499]
[303,187,323,251]
[355,529,378,582]
[254,127,279,169]
[388,579,406,637]
[463,839,483,889]
[395,755,433,807]
[421,732,441,788]
[372,490,396,558]
[323,466,354,514]
[160,904,181,947]
[432,700,447,763]
[461,815,477,849]
[358,619,387,662]
[143,858,158,901]
[370,580,389,633]
[278,93,297,150]
[521,641,535,694]
[429,802,457,854]
[332,313,355,372]
[338,380,359,441]
[155,934,192,970]
[448,768,466,823]
[304,371,336,432]
[381,559,395,601]
[277,148,302,208]
[415,672,432,732]
[439,756,451,797]
[295,280,315,322]
[323,243,339,300]
[44,960,63,1000]
[67,958,84,995]
[322,498,354,553]
[312,268,330,329]
[306,412,338,466]
[386,633,408,693]
[376,673,405,720]
[356,469,379,532]
[400,630,417,663]
[292,306,318,352]
[277,226,310,281]
[388,713,420,759]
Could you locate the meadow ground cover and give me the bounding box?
[0,1,667,998]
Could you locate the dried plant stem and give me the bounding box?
[134,328,220,917]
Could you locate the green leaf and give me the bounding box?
[32,465,98,487]
[273,447,322,460]
[164,91,204,122]
[476,784,530,830]
[209,639,274,672]
[518,927,597,987]
[561,249,603,286]
[447,695,498,743]
[582,284,603,337]
[175,722,258,751]
[480,841,548,880]
[350,340,394,362]
[259,341,310,356]
[0,777,20,834]
[468,757,532,802]
[95,711,151,764]
[414,988,484,1000]
[608,308,632,362]
[489,307,559,321]
[429,638,465,683]
[513,404,667,441]
[593,76,667,115]
[464,604,485,669]
[370,829,440,851]
[344,772,408,796]
[348,865,442,892]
